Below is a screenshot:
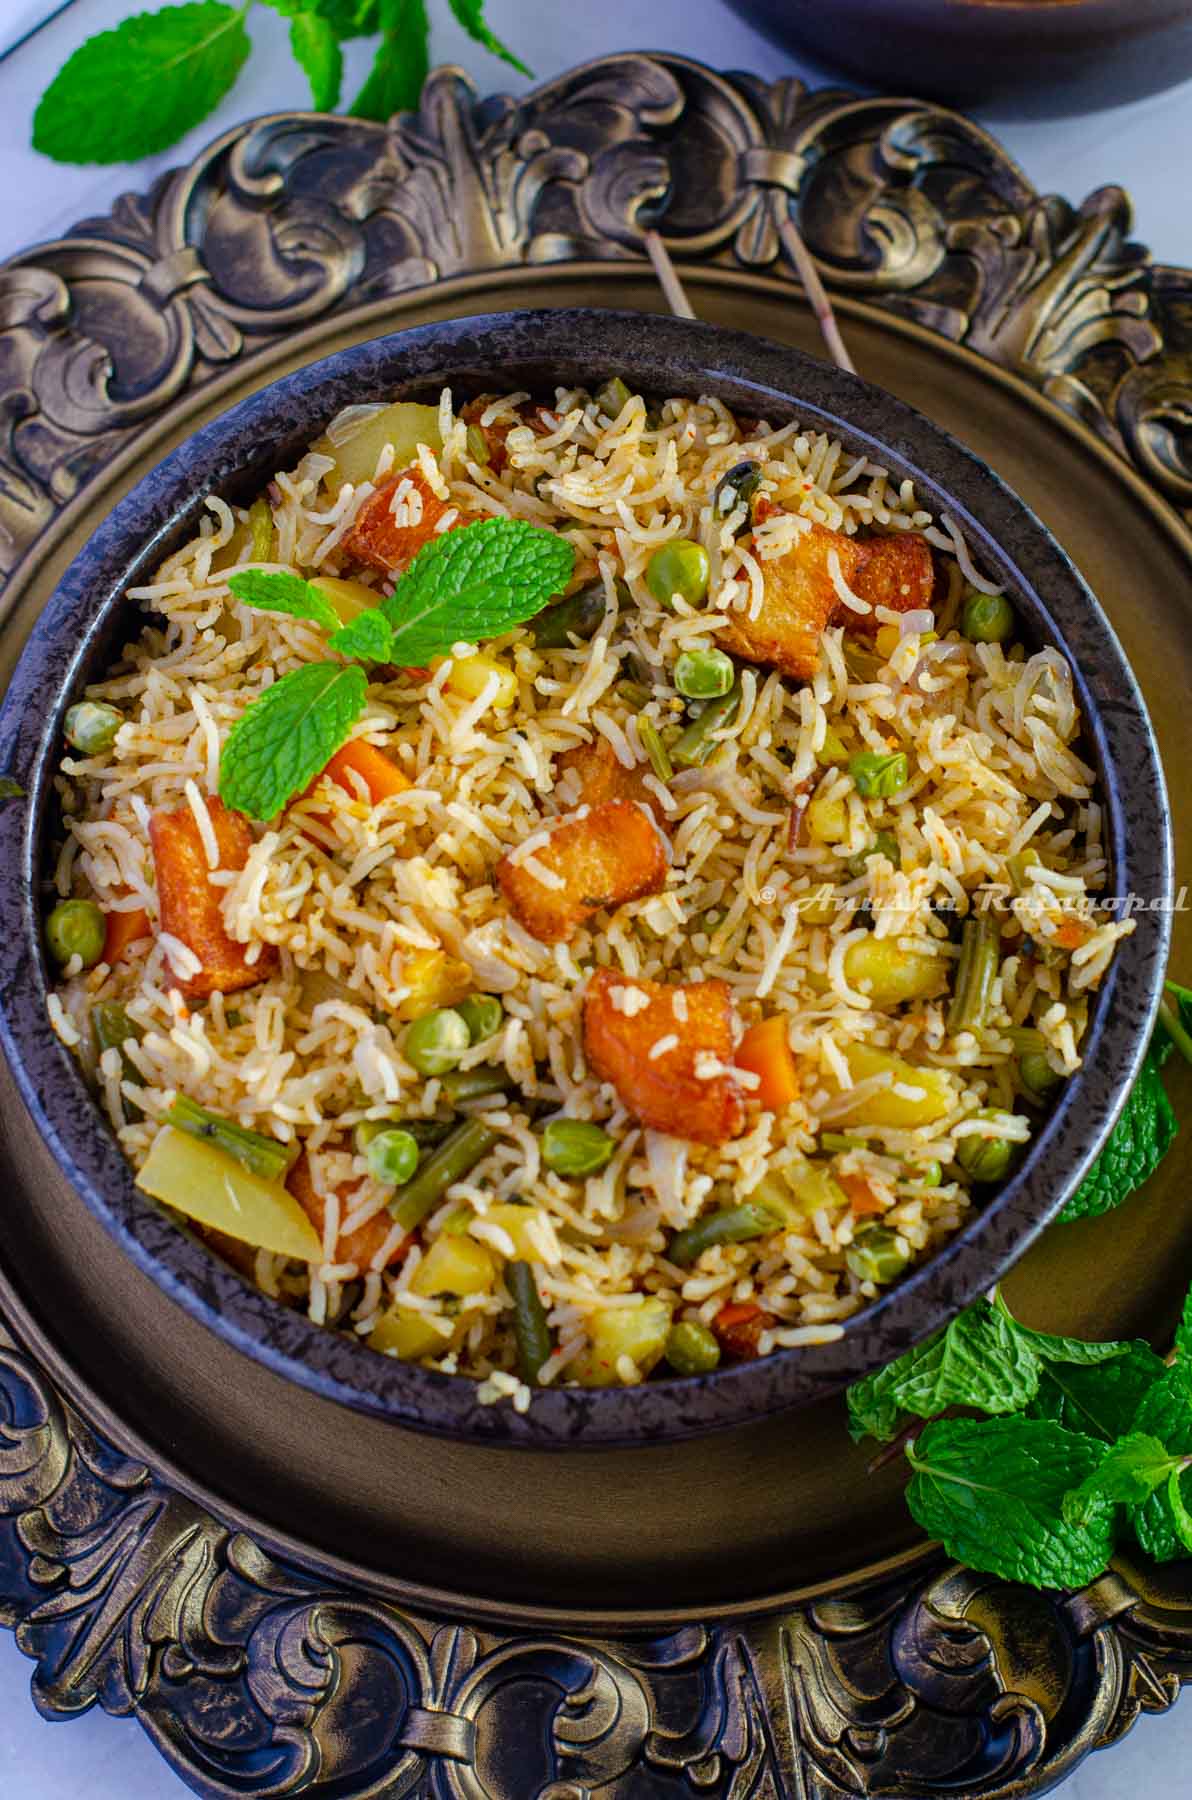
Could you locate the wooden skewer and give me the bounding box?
[641,217,856,376]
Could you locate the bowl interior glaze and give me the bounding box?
[0,308,1171,1448]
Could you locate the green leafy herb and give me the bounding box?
[905,1417,1115,1589]
[381,516,575,664]
[1058,1035,1177,1223]
[1177,1281,1192,1365]
[328,610,393,661]
[1166,1464,1192,1552]
[1161,979,1192,1067]
[1061,1433,1185,1527]
[1128,1363,1192,1563]
[0,778,25,800]
[226,569,341,634]
[33,3,252,165]
[1027,1342,1168,1443]
[219,662,367,820]
[33,0,534,166]
[989,1289,1134,1369]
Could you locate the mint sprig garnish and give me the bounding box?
[1058,1032,1177,1223]
[219,515,573,819]
[32,0,532,167]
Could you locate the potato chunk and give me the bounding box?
[149,795,276,998]
[316,401,443,491]
[288,1150,412,1272]
[849,533,935,632]
[495,798,668,945]
[555,737,666,823]
[582,968,745,1145]
[344,468,465,575]
[720,521,865,682]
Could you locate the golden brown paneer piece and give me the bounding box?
[496,798,668,945]
[344,468,467,576]
[848,532,935,634]
[719,520,866,682]
[555,737,667,826]
[582,968,746,1146]
[148,796,277,999]
[288,1151,413,1271]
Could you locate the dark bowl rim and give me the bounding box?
[0,306,1173,1447]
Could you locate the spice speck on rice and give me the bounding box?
[45,382,1128,1400]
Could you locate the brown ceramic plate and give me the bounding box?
[0,57,1189,1798]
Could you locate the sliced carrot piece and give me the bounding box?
[343,468,466,575]
[838,1172,886,1218]
[712,1300,775,1360]
[149,796,277,999]
[322,739,412,806]
[582,968,745,1146]
[735,1014,800,1112]
[288,1151,413,1272]
[1052,918,1093,951]
[103,904,151,965]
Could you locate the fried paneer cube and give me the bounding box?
[495,798,668,945]
[849,532,935,632]
[149,795,277,999]
[582,968,746,1146]
[719,520,866,682]
[344,468,465,575]
[288,1151,412,1272]
[555,736,667,825]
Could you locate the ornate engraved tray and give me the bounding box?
[1,54,1191,1797]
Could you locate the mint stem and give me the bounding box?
[1158,995,1192,1067]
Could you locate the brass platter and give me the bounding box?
[1,53,1191,1796]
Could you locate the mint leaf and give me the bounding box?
[1128,1363,1192,1562]
[446,0,532,76]
[382,517,574,664]
[328,610,392,661]
[1177,1280,1192,1365]
[1062,1432,1182,1527]
[991,1290,1134,1369]
[1166,1463,1192,1551]
[1059,1037,1177,1222]
[1028,1342,1168,1442]
[351,0,429,118]
[289,12,344,110]
[905,1417,1114,1589]
[847,1301,1039,1443]
[227,570,341,634]
[220,663,367,820]
[1160,981,1192,1067]
[33,3,251,166]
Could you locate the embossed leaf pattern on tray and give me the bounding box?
[0,51,1191,1800]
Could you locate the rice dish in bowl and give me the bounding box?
[37,335,1139,1412]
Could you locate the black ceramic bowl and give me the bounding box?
[730,0,1192,117]
[0,309,1171,1446]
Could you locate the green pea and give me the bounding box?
[646,539,709,608]
[594,376,633,420]
[664,1320,721,1376]
[541,1117,615,1177]
[960,590,1016,644]
[846,1226,911,1285]
[956,1113,1021,1183]
[712,460,762,535]
[848,751,909,799]
[464,423,490,466]
[455,994,503,1045]
[637,716,673,783]
[847,830,901,877]
[1019,1050,1062,1105]
[364,1127,421,1186]
[404,1007,470,1076]
[45,898,105,969]
[674,647,734,699]
[64,701,122,756]
[911,1160,943,1188]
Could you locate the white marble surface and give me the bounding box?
[0,1,1189,1792]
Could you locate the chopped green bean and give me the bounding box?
[439,1066,513,1104]
[646,539,709,607]
[46,898,105,969]
[388,1119,497,1232]
[248,496,274,562]
[464,422,490,466]
[404,1008,470,1076]
[507,1259,552,1384]
[671,676,742,768]
[616,680,653,709]
[664,1320,721,1376]
[64,701,122,756]
[674,647,734,699]
[594,376,632,419]
[91,1001,144,1121]
[820,1131,864,1153]
[530,580,617,649]
[961,590,1015,644]
[846,1226,910,1284]
[541,1118,615,1177]
[456,994,503,1044]
[167,1095,299,1182]
[668,1201,779,1268]
[637,716,673,783]
[848,750,908,798]
[911,1160,943,1188]
[947,914,999,1035]
[712,460,763,535]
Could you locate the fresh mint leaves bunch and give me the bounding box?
[848,1284,1192,1589]
[32,1,530,166]
[218,515,574,820]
